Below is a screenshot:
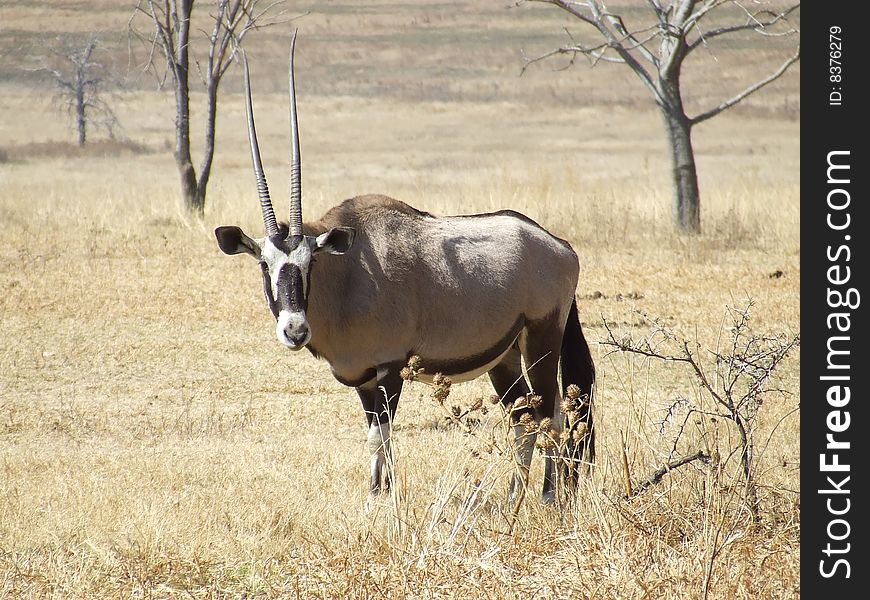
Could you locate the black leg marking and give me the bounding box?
[357,364,403,496]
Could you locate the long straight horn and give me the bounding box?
[287,29,303,237]
[242,51,279,237]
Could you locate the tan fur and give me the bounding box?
[302,195,579,384]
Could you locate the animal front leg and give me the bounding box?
[367,417,392,494]
[357,365,403,498]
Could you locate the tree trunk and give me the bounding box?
[175,79,201,215]
[174,0,202,216]
[661,108,700,233]
[194,78,220,217]
[659,74,701,233]
[76,87,87,146]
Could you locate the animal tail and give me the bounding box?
[559,298,596,485]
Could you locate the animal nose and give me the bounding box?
[276,311,310,349]
[285,327,309,347]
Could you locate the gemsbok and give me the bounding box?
[215,34,595,504]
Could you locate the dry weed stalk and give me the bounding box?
[601,299,799,523]
[401,356,513,481]
[400,355,589,528]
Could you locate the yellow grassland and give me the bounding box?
[1,1,799,597]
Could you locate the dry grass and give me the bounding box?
[1,1,799,598]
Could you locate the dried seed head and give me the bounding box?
[433,388,450,403]
[566,384,581,400]
[488,394,501,405]
[518,413,533,425]
[432,373,452,389]
[470,397,483,412]
[408,355,422,371]
[560,398,574,415]
[536,436,555,450]
[572,422,589,441]
[400,367,413,381]
[539,417,552,431]
[528,394,542,409]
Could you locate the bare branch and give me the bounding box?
[142,0,182,86]
[627,450,712,498]
[525,0,666,104]
[526,0,599,29]
[584,0,663,97]
[646,0,666,18]
[681,0,731,33]
[690,45,800,126]
[688,3,800,52]
[605,13,660,67]
[127,1,168,86]
[520,41,625,75]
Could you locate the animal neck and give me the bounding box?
[302,222,352,363]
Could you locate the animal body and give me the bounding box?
[216,35,595,503]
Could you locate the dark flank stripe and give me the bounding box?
[412,314,525,377]
[331,367,378,388]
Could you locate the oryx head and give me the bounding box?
[215,32,355,350]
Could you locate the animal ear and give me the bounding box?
[215,226,260,258]
[314,227,355,255]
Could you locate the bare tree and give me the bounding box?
[523,1,800,233]
[47,40,119,146]
[130,0,286,216]
[601,300,800,522]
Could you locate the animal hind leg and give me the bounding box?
[488,346,536,502]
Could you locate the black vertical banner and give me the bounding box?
[802,2,868,596]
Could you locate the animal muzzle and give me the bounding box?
[276,310,311,350]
